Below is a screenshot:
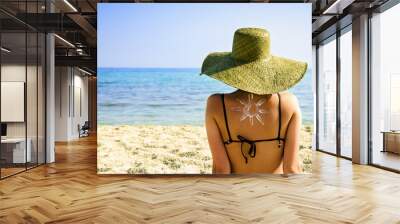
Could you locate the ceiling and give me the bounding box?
[0,0,98,74]
[0,0,393,74]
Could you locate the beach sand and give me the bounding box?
[97,125,313,174]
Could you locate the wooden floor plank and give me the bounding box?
[0,135,399,223]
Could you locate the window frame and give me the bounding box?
[315,24,353,160]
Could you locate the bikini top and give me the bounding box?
[221,93,285,164]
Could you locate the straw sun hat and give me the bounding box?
[201,27,308,95]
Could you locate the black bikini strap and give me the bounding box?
[277,93,282,148]
[221,94,233,143]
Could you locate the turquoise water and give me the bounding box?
[98,68,313,125]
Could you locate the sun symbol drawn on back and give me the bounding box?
[231,94,269,125]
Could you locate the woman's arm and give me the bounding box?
[283,95,302,174]
[205,94,231,174]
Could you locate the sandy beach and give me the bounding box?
[97,125,313,174]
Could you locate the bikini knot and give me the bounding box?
[237,135,257,164]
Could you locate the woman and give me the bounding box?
[201,27,307,174]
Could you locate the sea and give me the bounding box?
[98,68,314,126]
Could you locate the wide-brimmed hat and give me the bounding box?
[201,27,308,95]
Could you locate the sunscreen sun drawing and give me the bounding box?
[231,94,269,125]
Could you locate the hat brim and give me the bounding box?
[201,52,308,95]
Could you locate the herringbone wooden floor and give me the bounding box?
[1,135,400,224]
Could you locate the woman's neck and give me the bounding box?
[233,89,273,100]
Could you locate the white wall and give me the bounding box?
[1,64,40,137]
[55,66,69,141]
[54,67,89,141]
[1,63,46,164]
[1,65,26,139]
[72,73,89,138]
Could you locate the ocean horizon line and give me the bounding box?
[99,67,313,70]
[98,67,313,125]
[98,67,312,75]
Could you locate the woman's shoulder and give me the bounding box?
[279,91,300,113]
[207,92,236,106]
[206,93,223,115]
[206,93,223,106]
[279,91,298,103]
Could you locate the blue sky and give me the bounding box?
[98,3,311,68]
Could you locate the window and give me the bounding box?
[1,31,28,177]
[317,36,337,154]
[0,2,46,179]
[340,28,352,158]
[370,3,400,171]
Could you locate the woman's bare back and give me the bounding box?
[205,90,302,174]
